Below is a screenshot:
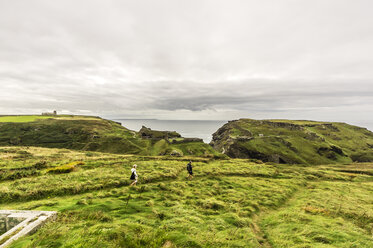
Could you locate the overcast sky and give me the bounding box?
[0,0,372,128]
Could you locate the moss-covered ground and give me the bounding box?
[0,146,372,247]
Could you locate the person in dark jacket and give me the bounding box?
[187,161,193,180]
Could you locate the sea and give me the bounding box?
[111,119,373,144]
[112,119,228,143]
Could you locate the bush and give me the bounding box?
[46,161,84,174]
[47,164,75,174]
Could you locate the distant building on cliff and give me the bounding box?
[42,110,57,116]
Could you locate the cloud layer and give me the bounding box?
[0,0,372,127]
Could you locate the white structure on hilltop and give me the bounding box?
[41,110,57,116]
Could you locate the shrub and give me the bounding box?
[46,161,84,174]
[47,164,75,174]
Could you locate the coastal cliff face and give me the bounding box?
[0,115,221,158]
[210,119,373,164]
[137,125,218,157]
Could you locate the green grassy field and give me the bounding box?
[0,116,54,123]
[0,146,372,247]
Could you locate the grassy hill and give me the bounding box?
[210,119,373,165]
[0,115,54,122]
[0,115,221,158]
[0,146,372,247]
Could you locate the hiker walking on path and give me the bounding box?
[130,164,138,186]
[187,161,193,180]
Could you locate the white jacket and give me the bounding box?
[131,168,138,177]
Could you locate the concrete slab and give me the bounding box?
[0,210,57,247]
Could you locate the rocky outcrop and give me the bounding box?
[139,126,204,144]
[139,126,181,140]
[169,150,183,157]
[263,121,304,131]
[170,138,203,144]
[210,118,373,165]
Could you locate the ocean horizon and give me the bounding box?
[112,119,228,143]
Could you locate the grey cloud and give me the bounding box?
[147,80,373,111]
[0,0,372,127]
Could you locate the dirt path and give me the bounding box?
[249,182,309,248]
[251,213,273,248]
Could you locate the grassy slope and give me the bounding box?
[0,115,54,122]
[262,180,373,247]
[211,118,373,165]
[0,147,372,248]
[0,115,220,158]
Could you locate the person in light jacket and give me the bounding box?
[130,164,138,186]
